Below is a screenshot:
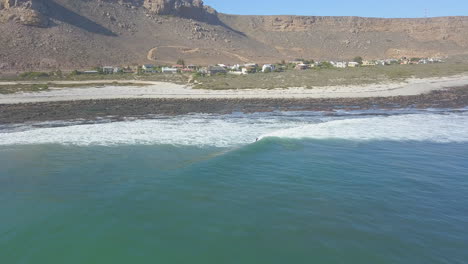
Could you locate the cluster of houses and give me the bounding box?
[323,57,443,68]
[82,57,444,76]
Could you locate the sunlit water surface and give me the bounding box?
[1,110,468,263]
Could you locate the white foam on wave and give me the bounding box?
[260,113,468,143]
[1,112,467,147]
[0,115,294,147]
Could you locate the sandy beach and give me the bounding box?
[1,75,468,104]
[2,75,468,124]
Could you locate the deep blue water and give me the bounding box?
[1,111,468,263]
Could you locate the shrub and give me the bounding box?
[353,56,363,65]
[177,59,185,66]
[93,67,104,74]
[31,84,49,91]
[319,62,334,69]
[19,72,50,78]
[192,72,203,78]
[70,70,81,76]
[386,69,412,80]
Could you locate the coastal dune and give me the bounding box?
[1,75,468,104]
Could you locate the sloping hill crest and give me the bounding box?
[0,0,467,71]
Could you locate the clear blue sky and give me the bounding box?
[203,0,468,18]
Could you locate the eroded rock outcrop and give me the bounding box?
[2,0,46,10]
[0,0,48,26]
[1,0,467,72]
[143,0,217,20]
[1,0,217,26]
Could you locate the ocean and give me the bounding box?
[1,109,468,263]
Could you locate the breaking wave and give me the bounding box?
[260,113,468,143]
[1,112,468,147]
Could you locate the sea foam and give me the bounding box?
[1,112,467,147]
[260,113,468,143]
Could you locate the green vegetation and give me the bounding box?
[294,58,315,65]
[318,62,334,69]
[19,72,50,79]
[193,63,468,90]
[0,83,49,94]
[0,82,154,94]
[70,70,81,76]
[1,56,468,92]
[1,71,189,84]
[353,56,363,65]
[93,67,104,74]
[176,59,185,66]
[192,72,203,78]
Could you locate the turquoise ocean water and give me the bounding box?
[1,110,468,263]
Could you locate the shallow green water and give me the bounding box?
[1,140,467,264]
[1,112,468,263]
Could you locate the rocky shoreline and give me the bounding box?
[0,85,467,124]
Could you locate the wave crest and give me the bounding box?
[1,112,467,147]
[259,113,468,143]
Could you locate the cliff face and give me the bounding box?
[0,0,216,23]
[0,0,48,26]
[144,0,212,15]
[142,0,217,22]
[1,0,47,12]
[0,0,467,71]
[220,14,468,58]
[0,0,218,27]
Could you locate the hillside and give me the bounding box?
[0,0,467,72]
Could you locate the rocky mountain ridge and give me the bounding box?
[0,0,467,71]
[0,0,217,25]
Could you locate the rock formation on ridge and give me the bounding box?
[0,0,467,71]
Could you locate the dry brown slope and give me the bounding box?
[0,0,279,71]
[219,14,468,60]
[0,0,467,71]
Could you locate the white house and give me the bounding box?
[295,63,308,70]
[428,58,443,63]
[83,70,99,74]
[231,64,241,71]
[142,64,156,73]
[289,60,304,65]
[228,71,243,75]
[376,60,388,66]
[335,62,347,68]
[162,67,178,74]
[102,66,114,74]
[362,60,376,66]
[348,62,359,68]
[244,63,258,68]
[262,64,275,72]
[419,59,429,64]
[207,66,227,75]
